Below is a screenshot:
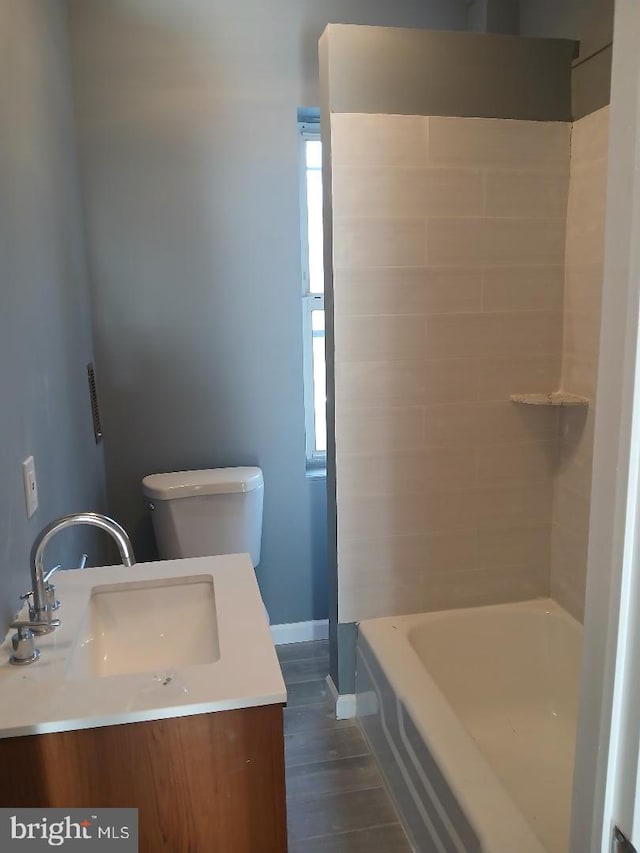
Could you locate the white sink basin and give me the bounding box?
[0,555,286,739]
[68,574,220,679]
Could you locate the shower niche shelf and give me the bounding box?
[509,391,590,407]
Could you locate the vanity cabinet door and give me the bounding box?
[0,704,288,852]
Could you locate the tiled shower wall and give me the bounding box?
[332,114,570,623]
[551,106,610,620]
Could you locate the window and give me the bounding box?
[299,122,326,467]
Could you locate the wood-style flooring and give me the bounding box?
[277,640,412,852]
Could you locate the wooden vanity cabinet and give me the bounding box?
[0,703,287,853]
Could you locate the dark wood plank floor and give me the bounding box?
[277,640,413,853]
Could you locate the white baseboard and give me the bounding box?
[326,674,357,720]
[270,619,329,645]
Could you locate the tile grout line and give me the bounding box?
[288,819,408,845]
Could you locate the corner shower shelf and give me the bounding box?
[509,391,590,407]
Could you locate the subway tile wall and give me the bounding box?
[551,105,610,620]
[331,114,570,623]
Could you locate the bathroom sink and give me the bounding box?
[68,574,220,679]
[0,555,285,739]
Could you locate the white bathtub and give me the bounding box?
[356,599,582,853]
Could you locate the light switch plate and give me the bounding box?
[22,456,38,518]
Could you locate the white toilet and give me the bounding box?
[141,467,264,566]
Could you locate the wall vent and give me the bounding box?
[87,363,103,444]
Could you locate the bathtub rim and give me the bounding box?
[357,597,582,853]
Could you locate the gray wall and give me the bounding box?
[467,0,520,34]
[486,0,520,34]
[319,31,339,683]
[519,0,614,41]
[0,0,107,636]
[66,0,468,626]
[520,0,613,118]
[321,24,574,119]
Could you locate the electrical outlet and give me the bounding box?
[22,456,38,518]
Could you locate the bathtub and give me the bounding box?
[356,599,582,853]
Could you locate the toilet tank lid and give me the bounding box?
[142,467,263,500]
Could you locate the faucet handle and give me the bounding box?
[20,585,59,616]
[45,583,60,611]
[43,565,61,585]
[19,591,37,621]
[21,561,61,600]
[9,624,40,666]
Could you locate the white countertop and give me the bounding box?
[0,554,286,739]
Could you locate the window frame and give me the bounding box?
[299,122,326,469]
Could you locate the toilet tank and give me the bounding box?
[142,467,264,566]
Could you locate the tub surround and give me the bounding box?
[0,554,286,739]
[329,106,610,627]
[331,112,570,624]
[321,30,610,684]
[551,105,609,620]
[357,599,583,853]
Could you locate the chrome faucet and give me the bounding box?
[24,512,136,634]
